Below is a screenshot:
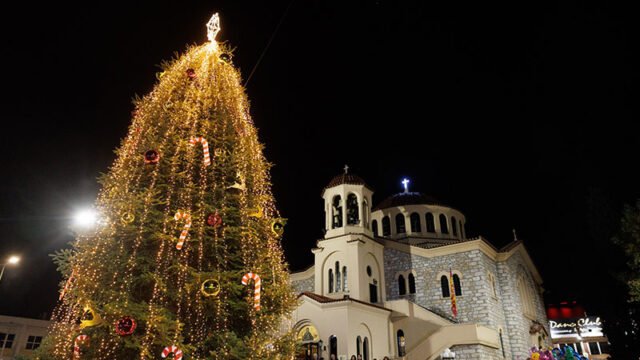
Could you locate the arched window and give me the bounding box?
[426,213,436,233]
[332,195,343,228]
[347,193,359,225]
[459,220,464,239]
[398,275,406,295]
[356,336,362,356]
[439,214,449,234]
[395,213,406,234]
[518,273,536,318]
[451,216,458,237]
[410,213,421,233]
[488,272,497,298]
[335,262,341,292]
[343,266,348,292]
[363,337,370,360]
[408,273,416,294]
[487,272,498,298]
[397,330,406,356]
[372,220,378,237]
[453,274,462,296]
[363,198,369,229]
[328,269,334,293]
[440,275,450,297]
[382,216,391,236]
[329,335,338,358]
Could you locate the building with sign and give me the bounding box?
[289,172,550,360]
[547,302,611,359]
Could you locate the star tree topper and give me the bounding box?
[207,13,221,50]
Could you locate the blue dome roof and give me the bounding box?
[372,192,448,211]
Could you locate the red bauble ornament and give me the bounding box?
[186,68,196,79]
[144,150,160,164]
[115,316,136,336]
[206,211,222,227]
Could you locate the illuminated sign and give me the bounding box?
[549,316,603,339]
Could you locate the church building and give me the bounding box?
[289,171,550,360]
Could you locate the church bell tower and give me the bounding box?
[322,165,373,239]
[315,166,384,302]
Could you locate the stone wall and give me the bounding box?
[479,253,512,358]
[291,274,315,294]
[497,251,550,359]
[383,247,496,326]
[446,344,504,360]
[383,245,550,359]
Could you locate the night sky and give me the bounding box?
[1,0,639,354]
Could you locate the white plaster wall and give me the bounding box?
[371,204,466,240]
[359,248,385,304]
[314,235,385,303]
[0,315,51,359]
[292,299,392,360]
[346,306,392,359]
[323,184,374,239]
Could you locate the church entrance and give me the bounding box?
[296,324,322,360]
[296,343,320,360]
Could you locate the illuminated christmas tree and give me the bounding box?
[38,14,297,360]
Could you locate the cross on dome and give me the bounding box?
[344,164,349,174]
[402,178,410,193]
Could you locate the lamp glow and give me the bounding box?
[0,255,21,282]
[73,209,98,228]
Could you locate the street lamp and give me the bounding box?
[73,208,98,229]
[441,348,456,360]
[0,255,21,281]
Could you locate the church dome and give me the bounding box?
[324,173,370,190]
[373,192,448,211]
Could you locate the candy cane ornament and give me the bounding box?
[174,211,192,250]
[161,345,183,360]
[241,272,261,311]
[73,334,89,359]
[189,136,211,166]
[59,269,77,300]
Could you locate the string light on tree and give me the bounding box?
[40,12,297,359]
